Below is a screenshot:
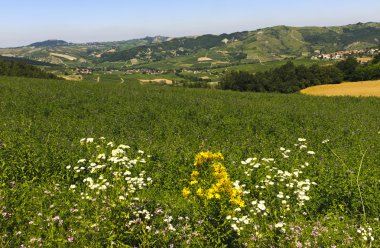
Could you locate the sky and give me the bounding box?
[1,0,380,47]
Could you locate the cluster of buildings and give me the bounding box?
[311,48,379,62]
[124,68,170,75]
[74,67,93,75]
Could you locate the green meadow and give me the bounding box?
[0,76,379,247]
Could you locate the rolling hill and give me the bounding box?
[0,36,170,67]
[0,22,379,70]
[101,22,380,65]
[29,39,70,47]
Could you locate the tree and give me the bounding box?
[336,57,359,80]
[371,54,380,65]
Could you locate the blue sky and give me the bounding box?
[1,0,380,47]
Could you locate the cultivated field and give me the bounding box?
[139,78,173,85]
[49,53,77,61]
[301,80,380,97]
[0,76,379,247]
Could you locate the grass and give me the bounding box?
[0,76,379,247]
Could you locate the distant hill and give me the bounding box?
[29,40,69,47]
[1,23,379,68]
[0,36,171,66]
[101,22,380,63]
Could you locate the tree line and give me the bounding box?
[220,55,380,93]
[0,60,60,79]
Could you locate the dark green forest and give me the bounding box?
[220,55,380,93]
[0,60,60,79]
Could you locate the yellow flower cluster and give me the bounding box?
[206,163,245,207]
[189,170,200,185]
[193,151,224,166]
[183,152,245,208]
[182,187,191,198]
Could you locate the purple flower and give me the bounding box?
[70,208,79,213]
[155,208,163,214]
[297,241,303,248]
[67,236,74,243]
[52,216,60,221]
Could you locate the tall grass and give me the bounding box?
[0,76,379,246]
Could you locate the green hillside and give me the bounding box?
[0,60,60,79]
[102,22,380,66]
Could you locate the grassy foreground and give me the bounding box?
[0,76,379,247]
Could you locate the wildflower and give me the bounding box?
[231,223,239,231]
[86,138,94,143]
[67,236,74,242]
[190,180,198,185]
[182,187,191,198]
[297,241,303,248]
[52,216,60,221]
[307,151,315,155]
[277,192,284,198]
[70,208,78,213]
[196,188,204,197]
[298,138,306,142]
[194,151,224,166]
[70,185,76,190]
[111,148,125,157]
[118,144,130,149]
[30,237,38,243]
[191,170,200,179]
[275,222,285,228]
[257,201,266,211]
[97,153,106,160]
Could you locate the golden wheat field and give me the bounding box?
[300,80,380,97]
